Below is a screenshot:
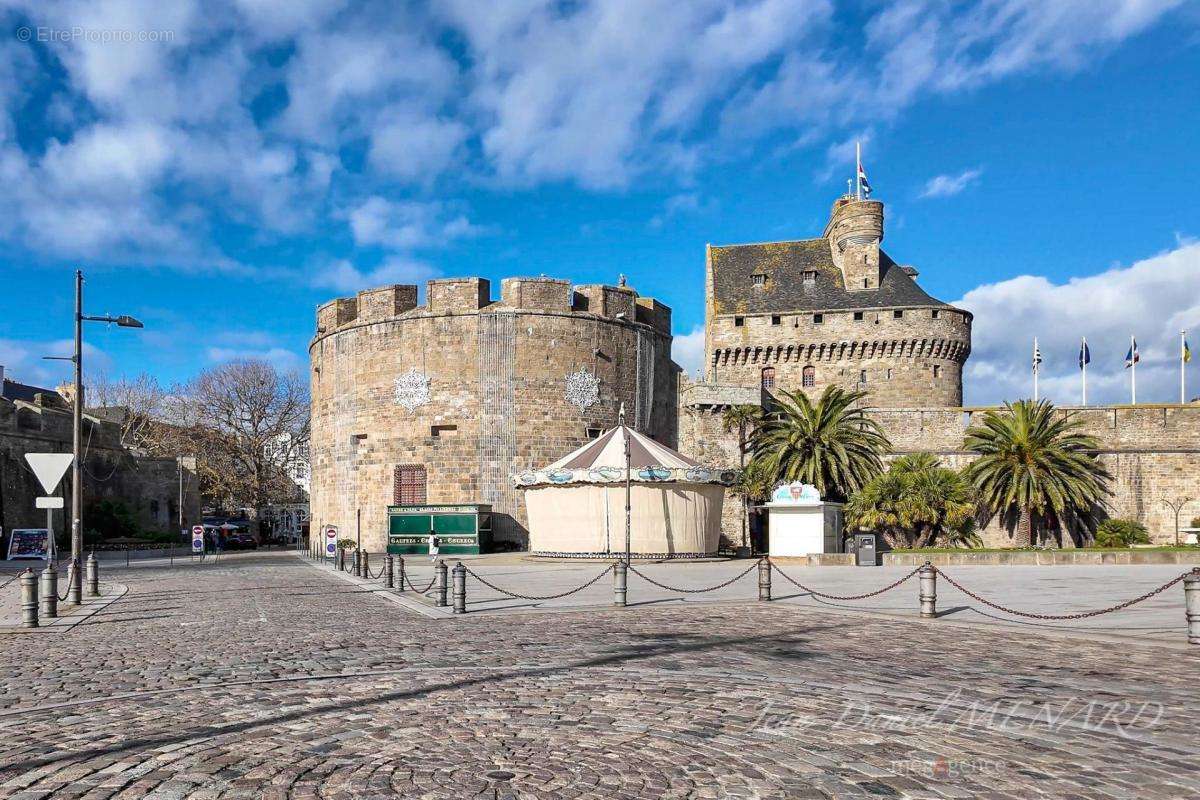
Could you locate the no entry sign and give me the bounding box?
[324,525,338,558]
[191,525,205,553]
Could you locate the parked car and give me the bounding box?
[225,532,258,550]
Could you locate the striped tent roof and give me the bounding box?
[546,426,699,470]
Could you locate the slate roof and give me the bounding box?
[1,378,57,403]
[709,238,962,316]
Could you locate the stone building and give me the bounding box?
[706,195,971,405]
[0,370,201,543]
[309,276,677,552]
[681,194,1200,547]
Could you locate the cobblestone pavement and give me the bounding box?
[0,552,1196,799]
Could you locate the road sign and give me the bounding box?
[35,497,64,509]
[191,525,205,553]
[324,525,338,557]
[24,453,74,494]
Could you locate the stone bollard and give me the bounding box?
[338,548,345,572]
[1185,569,1200,645]
[20,570,38,628]
[67,558,81,606]
[362,550,370,579]
[613,560,627,607]
[86,553,99,597]
[919,562,937,619]
[40,563,58,620]
[385,554,395,588]
[353,550,361,577]
[452,562,467,614]
[758,558,771,602]
[435,560,448,607]
[396,556,406,591]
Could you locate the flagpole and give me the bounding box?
[1183,330,1188,405]
[1130,334,1137,405]
[855,141,861,201]
[1081,337,1087,406]
[1033,337,1039,401]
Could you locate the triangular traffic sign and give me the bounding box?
[24,453,74,494]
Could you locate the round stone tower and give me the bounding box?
[309,276,676,552]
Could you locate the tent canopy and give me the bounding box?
[514,425,735,489]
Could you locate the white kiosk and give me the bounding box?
[764,483,843,557]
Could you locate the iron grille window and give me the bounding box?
[761,367,776,390]
[394,464,427,505]
[802,366,815,388]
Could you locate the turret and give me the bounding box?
[824,197,884,291]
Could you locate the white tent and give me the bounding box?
[514,425,734,557]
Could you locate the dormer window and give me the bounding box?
[752,273,768,287]
[802,270,817,285]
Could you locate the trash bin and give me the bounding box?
[855,533,878,566]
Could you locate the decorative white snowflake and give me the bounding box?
[565,367,601,412]
[393,369,431,412]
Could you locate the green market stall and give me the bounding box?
[387,504,493,555]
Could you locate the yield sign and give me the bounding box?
[24,453,74,494]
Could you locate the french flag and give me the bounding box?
[1125,339,1140,368]
[857,160,872,197]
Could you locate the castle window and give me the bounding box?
[430,424,457,438]
[933,365,941,379]
[862,278,869,288]
[802,366,815,388]
[886,368,893,380]
[771,315,781,326]
[761,367,776,390]
[853,311,864,321]
[812,313,823,324]
[394,465,427,506]
[734,316,744,327]
[893,309,904,319]
[752,273,767,287]
[860,369,868,384]
[802,270,817,284]
[931,309,940,319]
[586,427,603,439]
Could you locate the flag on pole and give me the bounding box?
[1125,339,1140,368]
[1185,338,1193,364]
[1078,339,1091,369]
[1033,341,1043,366]
[854,158,873,199]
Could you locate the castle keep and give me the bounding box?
[705,196,971,405]
[309,277,677,551]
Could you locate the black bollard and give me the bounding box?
[452,562,466,614]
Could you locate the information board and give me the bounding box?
[6,529,49,560]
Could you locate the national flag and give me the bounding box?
[1125,339,1140,368]
[1078,340,1091,370]
[1186,338,1193,364]
[1033,341,1043,366]
[857,160,872,197]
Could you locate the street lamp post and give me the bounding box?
[65,270,143,604]
[1162,498,1194,547]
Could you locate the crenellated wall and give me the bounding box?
[678,382,1200,547]
[310,276,678,552]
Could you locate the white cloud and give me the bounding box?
[918,167,982,199]
[368,111,469,184]
[671,325,706,380]
[0,337,109,388]
[956,241,1200,406]
[311,256,440,294]
[345,197,483,250]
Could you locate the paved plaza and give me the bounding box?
[0,552,1196,799]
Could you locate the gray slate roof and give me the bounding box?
[710,238,961,316]
[1,378,56,403]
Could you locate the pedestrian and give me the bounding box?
[427,531,440,562]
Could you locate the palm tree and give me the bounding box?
[722,404,764,549]
[749,386,890,502]
[844,453,977,548]
[963,400,1111,547]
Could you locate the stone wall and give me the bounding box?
[706,304,971,407]
[310,277,678,552]
[0,394,201,544]
[678,383,1200,547]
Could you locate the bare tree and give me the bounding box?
[166,360,310,522]
[86,372,168,452]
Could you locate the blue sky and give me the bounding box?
[0,0,1198,406]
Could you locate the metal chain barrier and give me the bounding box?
[0,572,23,592]
[771,561,923,600]
[465,564,614,601]
[627,561,759,593]
[57,562,76,602]
[934,566,1197,620]
[404,572,439,594]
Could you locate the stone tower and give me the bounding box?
[703,194,971,407]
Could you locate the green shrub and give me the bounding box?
[337,538,357,551]
[1191,517,1200,529]
[84,499,141,540]
[1094,518,1151,548]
